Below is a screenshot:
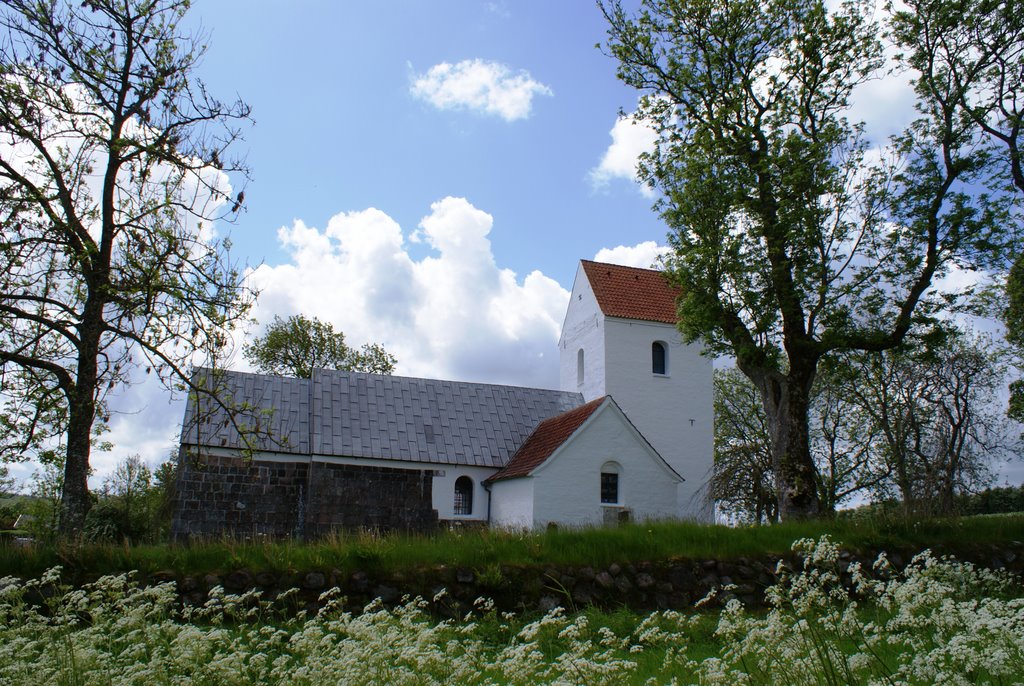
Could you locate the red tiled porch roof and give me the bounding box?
[486,397,606,482]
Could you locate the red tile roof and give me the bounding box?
[486,397,607,482]
[581,260,680,325]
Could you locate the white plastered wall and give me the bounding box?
[527,401,680,528]
[602,318,713,520]
[559,263,714,522]
[558,263,606,400]
[489,477,534,529]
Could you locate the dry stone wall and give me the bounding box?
[172,451,438,540]
[145,540,1024,618]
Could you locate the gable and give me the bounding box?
[580,260,680,325]
[182,368,584,468]
[487,395,682,484]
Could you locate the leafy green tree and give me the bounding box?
[889,0,1024,425]
[602,0,1017,519]
[97,454,152,542]
[0,0,255,535]
[0,464,13,496]
[25,449,68,539]
[149,455,177,538]
[85,453,176,542]
[244,314,397,378]
[1006,257,1024,422]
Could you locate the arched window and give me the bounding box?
[600,461,621,504]
[577,348,585,386]
[652,341,667,375]
[454,476,473,515]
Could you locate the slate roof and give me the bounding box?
[181,368,585,469]
[486,396,607,482]
[581,260,680,325]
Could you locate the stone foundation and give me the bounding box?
[304,462,437,537]
[172,451,437,540]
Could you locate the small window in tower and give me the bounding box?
[454,476,473,515]
[577,348,585,386]
[652,341,667,375]
[600,461,621,504]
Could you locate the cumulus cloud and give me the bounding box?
[45,197,572,489]
[54,229,681,490]
[594,240,667,269]
[410,59,552,121]
[245,197,569,388]
[589,111,658,197]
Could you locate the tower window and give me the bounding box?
[652,341,667,375]
[600,461,621,504]
[454,476,473,515]
[577,348,585,386]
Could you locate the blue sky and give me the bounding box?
[184,0,664,288]
[22,0,677,487]
[13,1,1021,490]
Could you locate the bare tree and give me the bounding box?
[712,367,777,523]
[841,332,1013,515]
[0,0,254,534]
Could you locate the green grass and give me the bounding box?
[1,512,1021,582]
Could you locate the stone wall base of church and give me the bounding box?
[171,450,438,540]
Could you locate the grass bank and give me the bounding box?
[1,535,1021,685]
[1,512,1021,581]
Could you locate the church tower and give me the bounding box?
[559,260,713,520]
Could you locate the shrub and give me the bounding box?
[0,504,18,530]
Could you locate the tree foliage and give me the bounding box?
[1007,256,1024,422]
[602,0,1020,519]
[0,0,254,534]
[890,0,1024,424]
[243,314,397,378]
[0,464,14,497]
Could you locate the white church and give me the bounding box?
[173,260,713,538]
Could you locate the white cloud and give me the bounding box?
[246,197,569,387]
[38,197,570,489]
[589,111,658,197]
[410,59,552,121]
[594,240,667,269]
[40,231,680,490]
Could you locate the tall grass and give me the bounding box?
[1,513,1021,581]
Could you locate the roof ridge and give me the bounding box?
[199,366,579,397]
[580,258,661,274]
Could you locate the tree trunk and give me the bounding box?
[58,307,102,536]
[60,397,93,535]
[748,366,822,520]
